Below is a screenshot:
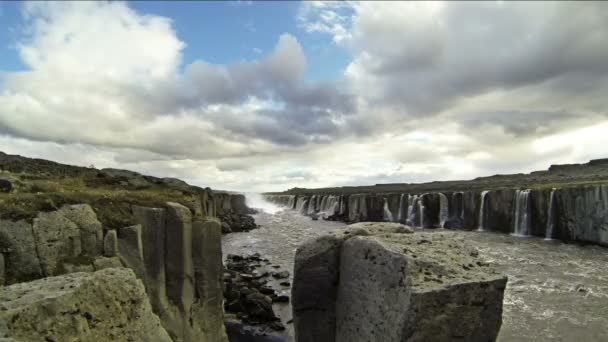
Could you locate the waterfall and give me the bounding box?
[512,189,531,236]
[383,198,394,222]
[545,188,557,240]
[438,193,449,228]
[460,192,465,220]
[417,194,426,228]
[397,194,406,223]
[477,190,489,231]
[419,197,425,228]
[307,195,317,215]
[406,194,417,226]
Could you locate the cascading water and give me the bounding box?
[382,198,394,222]
[397,194,406,223]
[417,194,426,228]
[512,189,531,236]
[477,190,489,231]
[307,195,317,215]
[545,188,557,240]
[438,193,449,228]
[406,194,417,226]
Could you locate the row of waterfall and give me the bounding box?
[264,184,608,246]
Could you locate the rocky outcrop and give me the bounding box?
[132,204,228,342]
[292,223,507,342]
[0,201,229,341]
[0,268,172,342]
[0,178,12,193]
[214,192,257,234]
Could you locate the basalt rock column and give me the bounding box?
[293,224,507,342]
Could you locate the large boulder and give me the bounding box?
[292,223,413,342]
[0,268,171,342]
[293,224,507,342]
[32,211,81,276]
[58,204,103,255]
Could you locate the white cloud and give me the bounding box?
[1,1,608,192]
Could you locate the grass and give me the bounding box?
[0,172,201,228]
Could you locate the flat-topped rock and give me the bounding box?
[337,232,506,342]
[0,268,171,342]
[293,224,507,342]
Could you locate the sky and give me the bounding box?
[0,1,607,192]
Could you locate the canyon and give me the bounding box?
[265,159,608,247]
[2,152,607,341]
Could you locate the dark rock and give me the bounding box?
[272,295,289,303]
[0,178,12,193]
[271,271,289,279]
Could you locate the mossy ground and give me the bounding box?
[0,172,200,228]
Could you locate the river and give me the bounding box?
[222,204,608,341]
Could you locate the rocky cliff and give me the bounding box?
[266,159,608,246]
[0,151,241,341]
[292,222,507,342]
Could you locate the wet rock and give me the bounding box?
[271,271,289,279]
[219,210,257,234]
[0,268,171,341]
[224,253,284,332]
[273,294,289,303]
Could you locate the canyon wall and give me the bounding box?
[0,201,228,341]
[265,184,608,246]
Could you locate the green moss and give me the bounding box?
[0,172,201,228]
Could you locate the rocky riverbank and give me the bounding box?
[265,159,608,246]
[223,253,291,336]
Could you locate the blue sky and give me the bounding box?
[0,1,607,192]
[0,1,350,81]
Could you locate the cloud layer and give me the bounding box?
[1,1,608,192]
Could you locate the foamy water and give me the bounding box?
[223,196,608,341]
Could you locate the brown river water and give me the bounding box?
[222,202,608,341]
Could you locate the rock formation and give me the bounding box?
[266,159,608,246]
[292,222,507,342]
[0,268,172,342]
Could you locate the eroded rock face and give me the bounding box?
[292,223,414,342]
[33,211,82,276]
[0,268,172,342]
[0,219,42,283]
[293,223,507,342]
[133,203,228,342]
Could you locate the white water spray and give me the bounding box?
[245,193,283,214]
[512,189,531,237]
[545,188,557,240]
[478,190,489,231]
[397,194,405,223]
[383,198,394,222]
[438,193,449,228]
